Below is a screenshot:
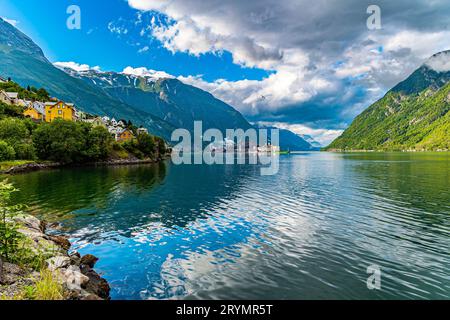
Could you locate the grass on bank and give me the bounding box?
[1,269,65,300]
[0,160,36,171]
[27,269,65,300]
[0,180,65,300]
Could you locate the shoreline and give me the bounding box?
[0,155,170,175]
[2,151,447,175]
[324,149,449,153]
[0,214,110,300]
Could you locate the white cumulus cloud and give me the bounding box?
[425,51,450,72]
[127,0,450,122]
[256,121,343,146]
[53,61,102,72]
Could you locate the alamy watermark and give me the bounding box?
[170,122,280,176]
[67,5,81,30]
[367,5,382,30]
[367,264,381,290]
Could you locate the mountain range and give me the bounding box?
[0,18,314,151]
[6,17,445,152]
[327,51,450,151]
[59,67,253,134]
[254,125,321,151]
[0,18,177,140]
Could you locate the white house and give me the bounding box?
[0,91,18,105]
[137,127,148,135]
[6,92,18,101]
[32,101,46,115]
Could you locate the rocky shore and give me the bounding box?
[1,155,170,175]
[0,214,110,300]
[1,162,62,175]
[90,155,168,167]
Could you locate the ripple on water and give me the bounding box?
[6,153,450,300]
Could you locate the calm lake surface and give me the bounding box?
[5,152,450,300]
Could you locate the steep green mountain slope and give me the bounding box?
[327,52,450,151]
[62,69,253,133]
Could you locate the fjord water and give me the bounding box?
[7,152,450,300]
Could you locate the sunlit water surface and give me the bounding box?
[6,152,450,300]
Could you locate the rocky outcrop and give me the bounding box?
[0,262,37,297]
[93,155,169,167]
[0,214,110,300]
[2,154,170,175]
[2,162,61,175]
[80,254,99,268]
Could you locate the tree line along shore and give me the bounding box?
[0,78,169,173]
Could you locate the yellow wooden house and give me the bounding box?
[23,102,45,121]
[45,101,77,122]
[117,129,134,142]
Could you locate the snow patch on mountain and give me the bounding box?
[122,66,175,80]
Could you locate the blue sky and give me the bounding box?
[0,0,269,82]
[1,0,449,145]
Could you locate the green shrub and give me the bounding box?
[22,118,38,135]
[0,118,29,145]
[111,142,129,159]
[136,133,156,156]
[84,126,113,161]
[155,136,167,155]
[0,141,16,161]
[112,142,124,151]
[122,140,144,159]
[32,120,116,163]
[0,181,22,261]
[0,102,23,119]
[32,120,86,163]
[13,143,36,160]
[0,81,50,102]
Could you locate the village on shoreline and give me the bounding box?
[0,76,169,174]
[0,75,148,143]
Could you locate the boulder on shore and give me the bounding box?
[80,254,99,268]
[0,214,111,300]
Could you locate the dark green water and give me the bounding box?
[5,152,450,300]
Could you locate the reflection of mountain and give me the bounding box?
[10,163,168,222]
[345,152,449,229]
[9,162,258,239]
[154,164,258,227]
